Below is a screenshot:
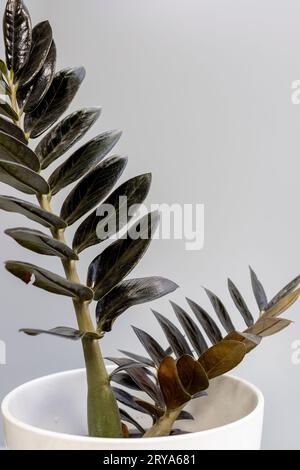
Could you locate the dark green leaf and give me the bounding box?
[5,227,78,259]
[111,373,142,391]
[87,211,159,300]
[0,60,8,77]
[170,301,208,356]
[0,159,49,194]
[0,116,27,143]
[0,79,10,95]
[3,0,32,74]
[0,195,66,229]
[186,297,223,344]
[158,356,191,410]
[152,310,193,358]
[0,131,40,171]
[198,340,246,379]
[5,260,93,300]
[227,278,254,327]
[0,99,19,121]
[267,274,300,309]
[177,355,209,395]
[48,129,122,194]
[177,410,194,421]
[205,288,235,334]
[60,156,127,225]
[20,326,100,341]
[23,40,57,113]
[119,409,145,434]
[17,21,52,87]
[250,267,268,311]
[96,277,178,332]
[118,349,154,367]
[112,387,147,414]
[24,67,86,138]
[73,173,152,253]
[36,107,101,169]
[132,326,167,367]
[109,361,149,377]
[16,81,33,109]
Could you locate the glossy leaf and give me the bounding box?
[152,310,193,358]
[267,274,300,309]
[5,227,78,259]
[205,288,235,334]
[16,81,32,109]
[248,317,293,337]
[177,355,209,395]
[227,279,254,327]
[132,326,167,367]
[60,156,127,225]
[110,373,142,391]
[109,360,149,377]
[118,350,154,367]
[112,387,147,414]
[262,288,300,318]
[24,67,86,138]
[87,211,159,300]
[23,40,57,113]
[73,173,152,253]
[0,160,49,194]
[17,21,52,87]
[5,260,93,300]
[0,195,66,229]
[36,107,101,169]
[0,99,19,121]
[250,267,268,311]
[20,326,100,341]
[0,131,40,171]
[170,301,208,356]
[198,340,246,379]
[158,356,191,410]
[3,0,32,73]
[48,130,122,194]
[0,116,27,143]
[186,298,223,344]
[96,277,178,332]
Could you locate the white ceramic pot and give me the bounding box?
[1,367,264,450]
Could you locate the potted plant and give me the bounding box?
[0,0,299,450]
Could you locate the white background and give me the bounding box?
[0,0,300,449]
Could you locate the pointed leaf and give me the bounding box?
[48,130,122,194]
[0,60,8,77]
[186,298,223,344]
[205,288,235,334]
[4,0,32,73]
[119,409,145,435]
[0,131,40,171]
[250,267,268,311]
[0,116,27,143]
[262,288,300,318]
[5,260,93,300]
[0,195,66,229]
[36,107,101,169]
[87,211,159,300]
[0,99,19,121]
[152,310,193,358]
[228,279,254,327]
[170,301,208,356]
[158,356,191,410]
[177,355,209,395]
[132,326,167,367]
[60,156,127,225]
[17,21,52,87]
[134,400,164,420]
[119,350,154,367]
[16,80,32,110]
[20,327,100,341]
[110,373,142,391]
[0,160,49,194]
[5,227,78,259]
[109,361,150,377]
[24,67,86,138]
[0,79,10,95]
[198,340,246,379]
[23,40,57,113]
[248,317,293,337]
[73,173,152,253]
[267,275,300,309]
[112,387,147,414]
[96,277,178,332]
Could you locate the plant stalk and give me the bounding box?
[143,407,183,438]
[9,82,122,438]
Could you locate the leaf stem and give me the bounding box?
[143,407,183,438]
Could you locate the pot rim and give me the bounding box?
[1,368,264,444]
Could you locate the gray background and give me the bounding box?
[0,0,300,449]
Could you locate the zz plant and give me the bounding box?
[0,0,178,438]
[0,0,299,440]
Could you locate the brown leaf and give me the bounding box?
[176,355,209,395]
[157,356,191,410]
[198,340,246,379]
[224,331,261,353]
[262,288,300,318]
[248,317,292,337]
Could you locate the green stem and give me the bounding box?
[143,407,183,438]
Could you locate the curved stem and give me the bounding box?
[143,407,183,438]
